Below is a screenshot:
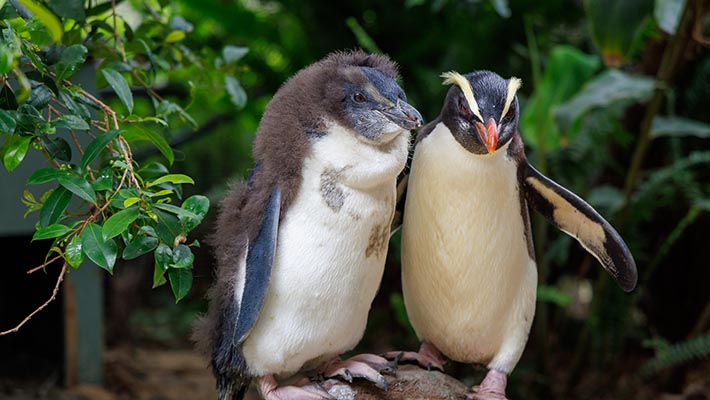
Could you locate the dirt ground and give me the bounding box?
[2,344,709,400]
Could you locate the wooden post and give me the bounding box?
[64,264,105,386]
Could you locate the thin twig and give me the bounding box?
[27,254,63,274]
[0,263,68,336]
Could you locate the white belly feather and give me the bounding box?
[242,121,409,377]
[401,123,537,373]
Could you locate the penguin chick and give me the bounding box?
[192,50,423,400]
[388,70,637,399]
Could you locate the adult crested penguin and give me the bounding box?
[192,50,423,400]
[391,70,637,399]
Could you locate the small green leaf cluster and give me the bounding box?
[0,0,246,302]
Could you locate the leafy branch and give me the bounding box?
[0,0,249,334]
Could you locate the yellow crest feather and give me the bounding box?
[501,77,522,121]
[441,71,483,122]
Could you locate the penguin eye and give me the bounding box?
[458,98,470,116]
[353,92,366,103]
[504,104,515,119]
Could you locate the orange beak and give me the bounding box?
[475,118,499,154]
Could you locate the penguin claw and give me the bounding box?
[257,375,335,400]
[383,343,447,372]
[320,354,391,391]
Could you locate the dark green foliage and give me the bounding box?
[0,0,252,302]
[640,332,710,378]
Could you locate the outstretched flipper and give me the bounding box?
[522,162,637,291]
[214,186,282,400]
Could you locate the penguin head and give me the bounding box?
[258,51,421,148]
[335,65,423,143]
[304,52,423,146]
[439,70,521,155]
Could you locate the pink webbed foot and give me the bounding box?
[467,369,508,400]
[318,353,395,390]
[383,341,447,371]
[257,374,335,400]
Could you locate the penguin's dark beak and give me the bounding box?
[475,118,499,154]
[382,99,423,130]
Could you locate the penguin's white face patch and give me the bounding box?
[441,71,484,122]
[500,77,521,122]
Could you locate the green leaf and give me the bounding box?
[168,268,192,302]
[81,223,117,273]
[154,242,172,271]
[16,0,63,43]
[520,46,601,149]
[58,173,97,204]
[55,44,87,81]
[154,210,182,244]
[165,30,185,43]
[147,174,194,187]
[101,69,133,114]
[123,236,159,260]
[32,223,71,241]
[654,0,687,34]
[53,114,90,131]
[0,109,16,134]
[222,46,248,63]
[2,136,32,172]
[15,104,43,130]
[39,186,71,227]
[182,195,209,219]
[225,76,247,109]
[102,206,140,239]
[537,285,572,307]
[123,197,140,208]
[59,90,90,119]
[41,135,72,161]
[181,195,209,231]
[153,262,167,288]
[138,161,169,178]
[65,234,84,268]
[585,0,653,67]
[123,126,174,165]
[651,116,710,139]
[171,244,194,269]
[0,43,13,74]
[91,167,113,191]
[33,171,58,193]
[47,0,86,22]
[154,203,200,221]
[345,17,381,54]
[554,69,656,133]
[81,129,121,170]
[28,85,53,109]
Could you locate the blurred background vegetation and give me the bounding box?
[1,0,708,399]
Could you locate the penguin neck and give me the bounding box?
[419,122,514,181]
[309,119,410,191]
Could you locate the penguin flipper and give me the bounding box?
[213,185,282,400]
[522,162,637,291]
[235,185,282,343]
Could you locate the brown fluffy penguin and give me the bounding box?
[192,50,422,400]
[387,70,637,399]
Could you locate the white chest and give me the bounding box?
[241,122,409,377]
[401,124,537,369]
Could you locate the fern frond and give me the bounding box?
[640,331,710,378]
